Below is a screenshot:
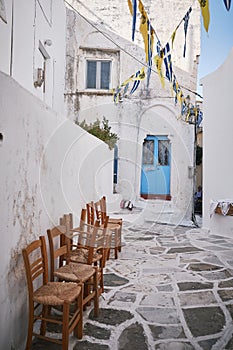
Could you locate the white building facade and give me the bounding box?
[202,48,233,237]
[0,1,114,348]
[65,1,201,225]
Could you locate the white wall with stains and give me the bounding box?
[0,71,114,349]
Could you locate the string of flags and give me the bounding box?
[113,0,196,121]
[112,0,231,124]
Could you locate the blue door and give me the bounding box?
[140,135,171,200]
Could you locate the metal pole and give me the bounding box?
[191,121,198,227]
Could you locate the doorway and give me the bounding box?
[140,135,171,200]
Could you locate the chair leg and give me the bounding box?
[93,267,99,317]
[114,229,118,259]
[114,247,118,259]
[74,287,83,339]
[99,267,104,295]
[25,302,34,350]
[62,303,70,350]
[107,248,110,260]
[83,284,88,309]
[40,305,49,336]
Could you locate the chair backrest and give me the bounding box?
[94,199,103,225]
[22,236,49,299]
[86,201,95,225]
[75,219,105,264]
[47,225,68,280]
[100,196,107,222]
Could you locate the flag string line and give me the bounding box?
[64,0,203,99]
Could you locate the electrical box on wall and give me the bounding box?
[34,68,44,88]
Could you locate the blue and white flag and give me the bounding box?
[163,42,172,82]
[223,0,231,10]
[132,0,137,41]
[147,20,154,87]
[183,7,192,58]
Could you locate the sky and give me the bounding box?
[198,0,233,94]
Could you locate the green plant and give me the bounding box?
[76,117,118,150]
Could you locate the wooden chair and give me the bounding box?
[85,203,112,266]
[101,196,123,230]
[47,225,99,316]
[94,197,122,259]
[22,236,83,350]
[60,210,105,295]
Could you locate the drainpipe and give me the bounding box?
[10,0,14,76]
[191,120,198,227]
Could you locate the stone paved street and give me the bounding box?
[32,214,233,350]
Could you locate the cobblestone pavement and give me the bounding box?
[32,217,233,350]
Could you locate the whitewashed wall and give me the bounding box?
[202,48,233,237]
[0,0,66,114]
[65,8,198,224]
[0,71,114,349]
[66,0,200,75]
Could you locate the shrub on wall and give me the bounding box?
[76,117,118,150]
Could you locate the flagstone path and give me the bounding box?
[32,219,233,350]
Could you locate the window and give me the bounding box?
[86,60,111,89]
[158,140,170,165]
[142,140,154,165]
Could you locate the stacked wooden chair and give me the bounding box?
[22,236,83,350]
[60,209,108,294]
[90,196,122,259]
[22,197,123,349]
[47,224,99,316]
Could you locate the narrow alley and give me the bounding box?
[31,211,233,350]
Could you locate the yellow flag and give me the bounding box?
[122,74,134,86]
[171,30,176,48]
[154,54,165,88]
[138,0,150,62]
[128,0,133,15]
[131,67,146,81]
[198,0,210,32]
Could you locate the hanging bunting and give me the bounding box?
[171,29,177,48]
[154,41,165,88]
[198,0,210,33]
[128,0,133,14]
[133,67,146,80]
[183,7,192,57]
[172,75,180,105]
[130,67,146,94]
[197,109,203,127]
[113,85,122,104]
[130,71,141,94]
[112,74,135,103]
[163,42,173,82]
[146,21,154,87]
[223,0,231,10]
[113,67,146,102]
[127,0,137,41]
[138,0,150,62]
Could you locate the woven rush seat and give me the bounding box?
[60,210,104,295]
[47,224,100,316]
[33,282,81,305]
[53,263,95,283]
[69,247,102,264]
